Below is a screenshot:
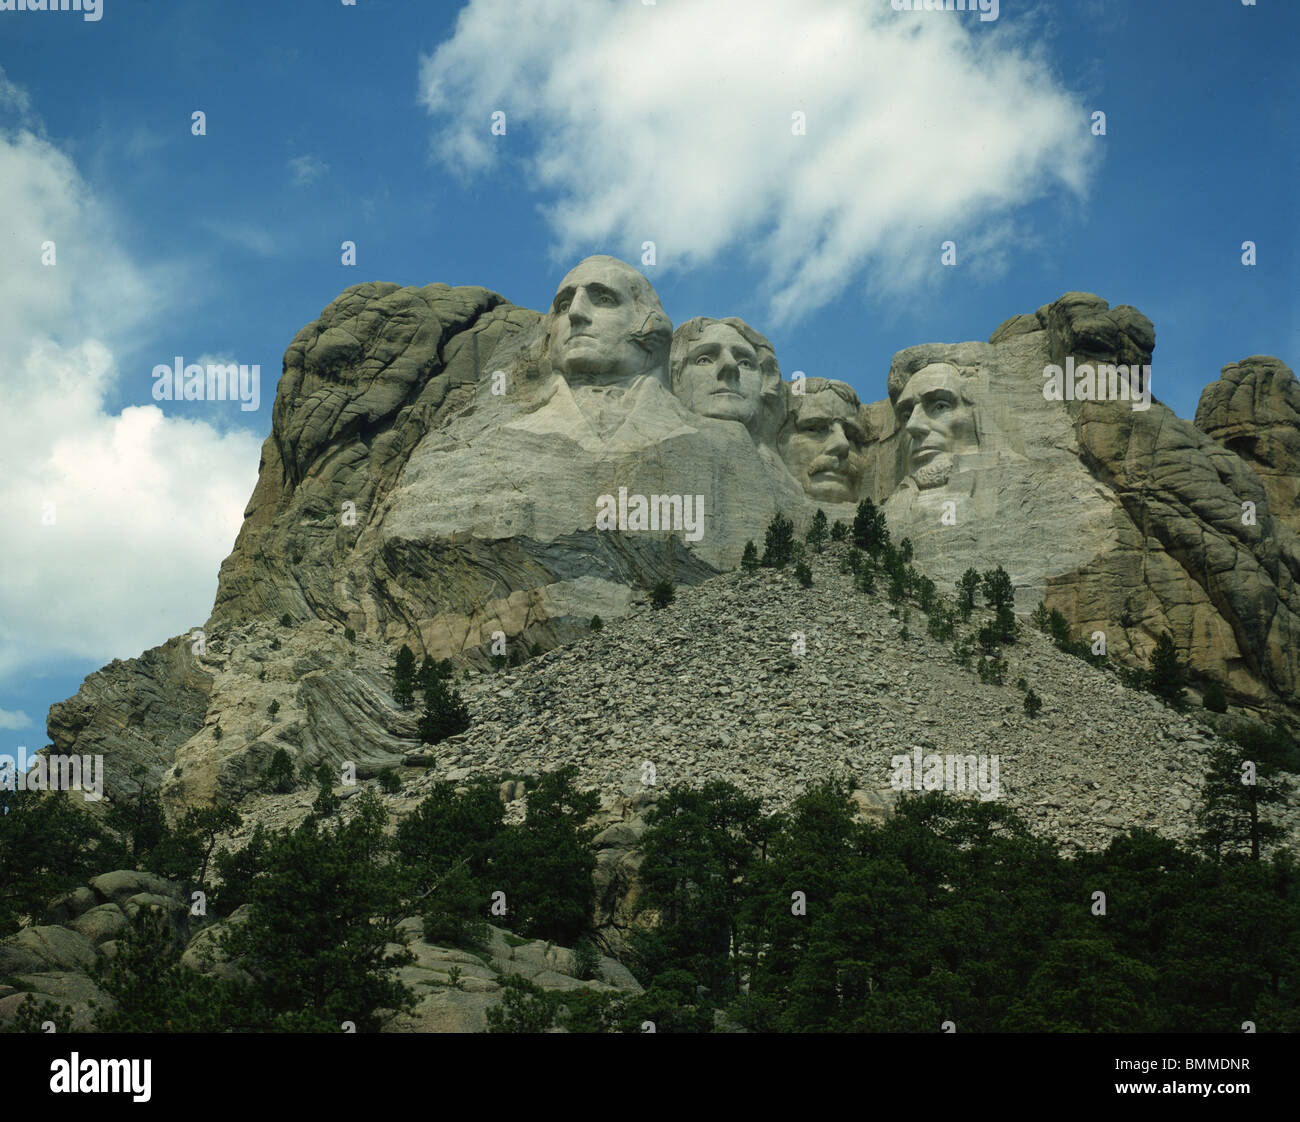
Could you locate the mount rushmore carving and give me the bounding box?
[45,256,1300,804]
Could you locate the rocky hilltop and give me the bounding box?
[45,259,1299,805]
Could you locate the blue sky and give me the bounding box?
[0,0,1296,752]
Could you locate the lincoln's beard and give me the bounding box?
[912,453,953,490]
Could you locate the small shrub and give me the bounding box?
[573,937,602,982]
[651,580,675,609]
[377,769,403,794]
[280,613,292,628]
[926,608,955,642]
[830,519,848,543]
[212,725,223,741]
[794,560,813,588]
[344,626,356,643]
[741,540,759,572]
[1202,680,1228,713]
[805,509,829,554]
[977,655,1007,686]
[589,615,604,632]
[267,699,280,720]
[1023,688,1043,717]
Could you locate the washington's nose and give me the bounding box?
[567,289,594,324]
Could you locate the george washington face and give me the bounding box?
[544,256,668,386]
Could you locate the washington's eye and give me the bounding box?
[556,300,571,314]
[597,292,616,305]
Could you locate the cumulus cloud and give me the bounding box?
[421,0,1096,323]
[0,709,30,731]
[0,73,261,682]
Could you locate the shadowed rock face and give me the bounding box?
[1196,356,1300,536]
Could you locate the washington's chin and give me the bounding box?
[560,350,616,374]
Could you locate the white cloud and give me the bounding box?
[288,153,327,186]
[0,709,30,731]
[421,0,1096,323]
[0,74,262,682]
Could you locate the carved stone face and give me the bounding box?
[782,387,865,503]
[895,363,978,489]
[545,257,659,384]
[675,323,764,430]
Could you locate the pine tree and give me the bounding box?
[981,566,1014,612]
[417,676,471,745]
[762,512,795,568]
[741,540,759,572]
[221,793,417,1031]
[1194,740,1283,861]
[852,498,890,557]
[392,644,416,709]
[957,569,981,614]
[1148,632,1185,707]
[263,747,297,794]
[493,766,600,945]
[805,509,829,554]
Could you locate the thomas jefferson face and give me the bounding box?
[546,258,656,384]
[675,323,764,430]
[895,363,978,489]
[782,388,866,503]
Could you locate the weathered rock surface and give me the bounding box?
[1195,355,1300,536]
[43,277,1298,808]
[866,293,1298,716]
